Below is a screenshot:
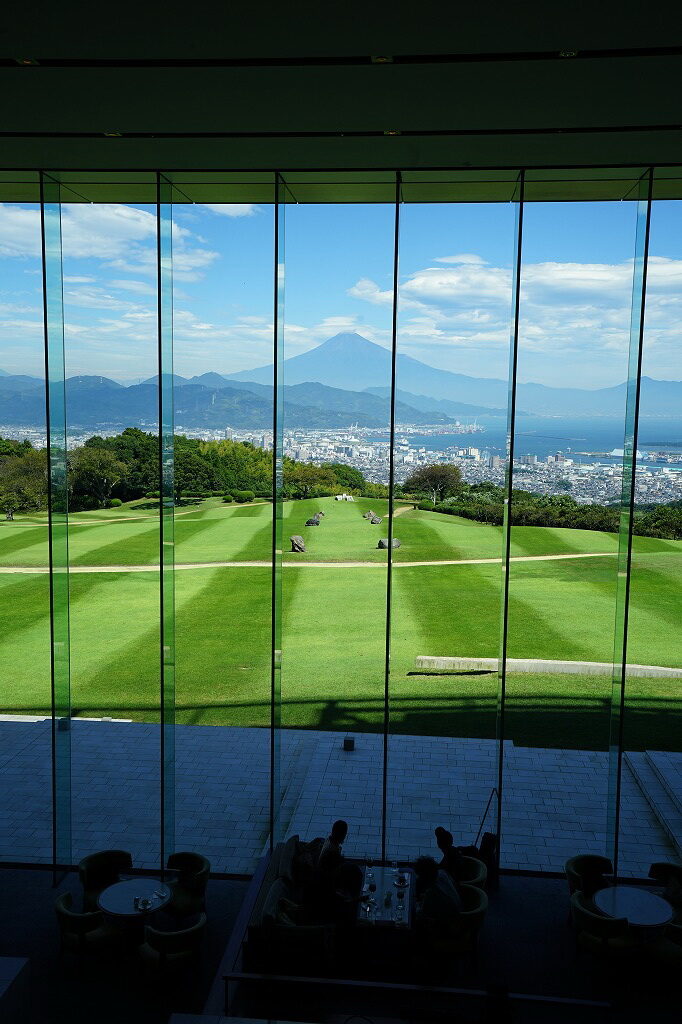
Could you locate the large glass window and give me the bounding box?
[168,178,276,873]
[57,186,163,867]
[278,184,395,860]
[0,177,53,863]
[621,182,682,874]
[387,189,516,863]
[504,194,639,872]
[1,167,680,882]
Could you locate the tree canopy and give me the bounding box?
[404,463,463,505]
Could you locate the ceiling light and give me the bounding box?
[559,50,578,58]
[15,57,39,65]
[371,55,394,64]
[383,129,401,136]
[103,130,123,137]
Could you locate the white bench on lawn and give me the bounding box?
[415,656,682,678]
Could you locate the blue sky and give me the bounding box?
[0,199,680,389]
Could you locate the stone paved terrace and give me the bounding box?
[0,718,679,877]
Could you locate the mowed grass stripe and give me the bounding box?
[281,563,387,730]
[0,525,50,567]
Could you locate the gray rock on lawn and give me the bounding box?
[378,538,401,549]
[290,535,306,552]
[317,511,325,517]
[370,515,382,524]
[363,510,374,519]
[305,517,320,526]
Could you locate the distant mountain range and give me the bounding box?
[228,333,682,417]
[0,365,455,431]
[1,332,681,430]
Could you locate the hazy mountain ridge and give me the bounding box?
[226,332,682,416]
[2,332,681,428]
[0,367,453,430]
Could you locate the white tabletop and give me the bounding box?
[593,885,673,928]
[358,865,413,926]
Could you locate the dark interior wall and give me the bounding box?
[2,3,682,169]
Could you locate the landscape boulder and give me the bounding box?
[370,515,382,525]
[363,510,375,519]
[305,517,320,526]
[378,538,401,549]
[290,535,306,552]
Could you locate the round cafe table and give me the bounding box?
[98,879,171,942]
[594,885,673,929]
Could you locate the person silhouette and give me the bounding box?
[318,819,348,873]
[434,826,465,884]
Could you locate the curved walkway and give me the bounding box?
[0,551,615,573]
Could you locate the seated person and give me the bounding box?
[332,861,364,925]
[414,856,462,931]
[299,820,350,921]
[318,819,348,873]
[434,826,466,884]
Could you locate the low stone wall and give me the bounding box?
[415,656,682,678]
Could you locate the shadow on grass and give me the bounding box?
[3,693,680,752]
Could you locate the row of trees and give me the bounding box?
[0,431,387,513]
[1,440,680,540]
[406,467,682,540]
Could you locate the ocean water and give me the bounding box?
[400,415,682,461]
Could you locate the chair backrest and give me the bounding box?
[478,832,498,867]
[459,855,487,886]
[649,862,682,889]
[570,891,628,940]
[565,855,613,895]
[167,851,210,894]
[79,849,133,890]
[55,892,104,937]
[145,913,207,955]
[458,883,488,931]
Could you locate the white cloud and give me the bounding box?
[0,204,41,258]
[202,204,262,218]
[349,252,682,384]
[109,279,157,296]
[435,254,488,265]
[347,278,393,305]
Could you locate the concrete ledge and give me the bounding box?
[415,656,682,678]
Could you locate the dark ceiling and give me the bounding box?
[1,2,682,171]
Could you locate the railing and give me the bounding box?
[474,786,499,848]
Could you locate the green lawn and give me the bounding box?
[0,495,680,751]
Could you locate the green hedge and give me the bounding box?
[108,497,123,507]
[222,494,234,503]
[234,490,255,503]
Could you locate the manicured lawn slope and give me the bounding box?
[0,496,679,750]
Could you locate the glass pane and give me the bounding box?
[272,175,284,849]
[387,193,517,863]
[169,178,277,873]
[503,195,641,872]
[58,187,162,869]
[619,179,682,876]
[42,175,72,868]
[0,178,57,865]
[278,189,396,860]
[159,175,175,870]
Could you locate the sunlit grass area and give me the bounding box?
[0,495,679,750]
